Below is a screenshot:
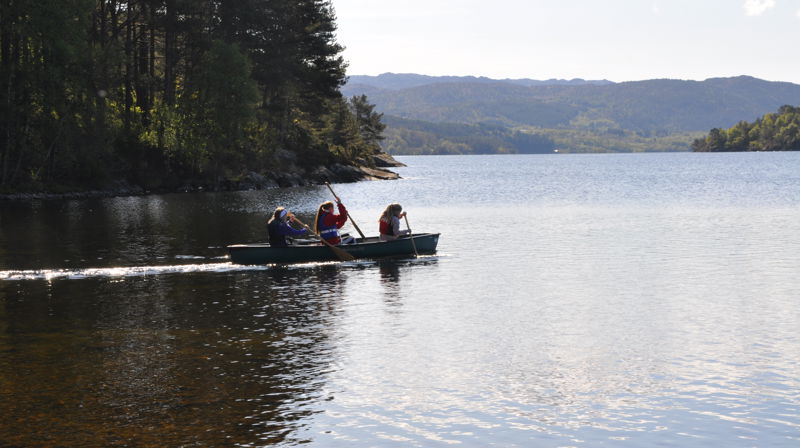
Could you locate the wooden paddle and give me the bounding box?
[404,214,418,257]
[292,217,355,262]
[325,182,366,239]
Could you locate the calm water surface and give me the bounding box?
[1,152,800,447]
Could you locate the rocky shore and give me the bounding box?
[0,153,406,201]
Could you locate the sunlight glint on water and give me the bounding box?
[1,152,800,447]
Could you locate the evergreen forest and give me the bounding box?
[0,0,385,194]
[691,105,800,152]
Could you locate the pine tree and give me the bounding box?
[1,0,382,192]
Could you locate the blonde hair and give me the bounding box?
[314,201,335,233]
[379,203,402,223]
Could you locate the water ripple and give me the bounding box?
[0,262,267,281]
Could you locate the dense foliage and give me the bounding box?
[541,129,705,154]
[691,105,800,152]
[343,75,800,154]
[0,0,383,192]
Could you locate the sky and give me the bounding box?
[332,0,800,83]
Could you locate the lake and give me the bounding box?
[2,152,799,447]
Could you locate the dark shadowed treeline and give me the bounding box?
[692,105,800,152]
[0,0,384,193]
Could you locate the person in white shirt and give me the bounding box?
[378,203,410,241]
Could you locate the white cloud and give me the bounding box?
[652,2,661,15]
[743,0,776,16]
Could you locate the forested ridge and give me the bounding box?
[381,116,555,155]
[0,0,387,195]
[344,74,800,154]
[692,105,800,152]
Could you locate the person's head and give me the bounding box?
[314,201,335,232]
[269,206,290,224]
[380,203,403,222]
[320,201,334,213]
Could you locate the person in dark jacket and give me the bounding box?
[267,207,307,247]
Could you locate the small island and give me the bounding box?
[692,105,800,152]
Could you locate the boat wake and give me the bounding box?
[1,254,444,282]
[0,262,269,281]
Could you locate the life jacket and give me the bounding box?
[379,218,393,236]
[318,212,341,244]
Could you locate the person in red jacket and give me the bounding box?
[313,198,350,245]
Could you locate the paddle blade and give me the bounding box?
[330,245,355,261]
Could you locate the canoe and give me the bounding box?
[227,233,440,265]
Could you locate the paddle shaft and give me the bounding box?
[325,182,366,239]
[292,217,355,261]
[404,214,418,257]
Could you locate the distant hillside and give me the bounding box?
[342,74,800,154]
[381,116,556,155]
[345,73,612,91]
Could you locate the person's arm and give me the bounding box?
[391,216,401,236]
[334,203,348,228]
[392,216,410,236]
[280,221,307,236]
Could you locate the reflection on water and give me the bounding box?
[2,153,800,447]
[0,265,350,446]
[0,256,439,446]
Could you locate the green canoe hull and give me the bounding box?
[227,233,440,265]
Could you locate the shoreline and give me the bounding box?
[1,155,405,202]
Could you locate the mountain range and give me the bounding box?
[346,73,613,90]
[342,73,800,154]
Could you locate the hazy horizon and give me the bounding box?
[344,72,799,85]
[334,0,800,85]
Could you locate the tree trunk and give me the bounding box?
[164,0,176,105]
[148,4,155,108]
[124,0,133,132]
[6,31,22,185]
[1,41,9,185]
[137,21,149,123]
